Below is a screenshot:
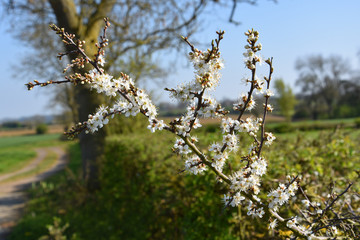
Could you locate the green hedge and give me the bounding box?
[9,130,360,240]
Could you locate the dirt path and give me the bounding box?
[0,147,68,239]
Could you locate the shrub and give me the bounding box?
[271,123,294,133]
[10,130,360,240]
[36,124,48,135]
[354,118,360,128]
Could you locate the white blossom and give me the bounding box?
[223,192,245,207]
[268,177,298,209]
[174,138,191,155]
[147,119,165,133]
[264,132,276,146]
[86,106,109,133]
[286,217,298,228]
[264,89,274,97]
[269,219,278,230]
[98,55,106,66]
[185,155,207,175]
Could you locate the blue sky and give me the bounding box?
[1,0,360,120]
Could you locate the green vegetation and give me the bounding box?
[9,142,82,240]
[0,134,62,149]
[355,117,360,128]
[266,117,358,133]
[0,151,58,183]
[36,124,48,135]
[0,121,26,129]
[0,134,63,176]
[0,149,36,174]
[8,124,360,240]
[274,78,297,121]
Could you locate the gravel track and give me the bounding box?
[0,147,67,239]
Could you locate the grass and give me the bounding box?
[266,117,358,128]
[0,133,66,176]
[0,150,58,183]
[292,117,357,125]
[0,133,62,149]
[9,142,82,240]
[275,128,360,141]
[0,148,37,174]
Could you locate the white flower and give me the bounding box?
[222,134,238,151]
[185,155,207,175]
[174,138,191,155]
[250,156,267,176]
[264,132,276,146]
[265,104,274,112]
[98,55,106,66]
[124,103,140,117]
[269,219,278,230]
[331,226,338,235]
[265,89,274,97]
[286,217,298,228]
[302,200,310,208]
[86,105,109,133]
[209,143,221,153]
[223,192,245,207]
[278,191,290,205]
[192,118,202,129]
[257,208,265,218]
[147,119,165,133]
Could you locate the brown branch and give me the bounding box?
[314,183,354,229]
[257,57,273,157]
[182,36,196,52]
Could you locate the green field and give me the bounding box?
[0,134,62,149]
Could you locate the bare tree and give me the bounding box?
[2,0,276,190]
[295,55,349,119]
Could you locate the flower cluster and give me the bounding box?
[189,47,224,90]
[223,192,245,207]
[86,106,109,133]
[229,156,267,196]
[83,68,167,134]
[233,93,255,111]
[167,29,281,227]
[185,155,207,175]
[247,201,265,218]
[209,143,228,172]
[243,29,263,70]
[268,176,299,210]
[264,132,276,146]
[174,138,191,155]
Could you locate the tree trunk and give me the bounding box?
[49,0,115,191]
[76,85,105,191]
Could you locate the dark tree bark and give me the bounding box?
[49,0,115,190]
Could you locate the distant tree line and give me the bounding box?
[0,115,60,129]
[295,54,360,120]
[160,54,360,121]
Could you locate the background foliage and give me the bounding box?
[9,126,360,240]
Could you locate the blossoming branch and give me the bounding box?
[26,18,358,239]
